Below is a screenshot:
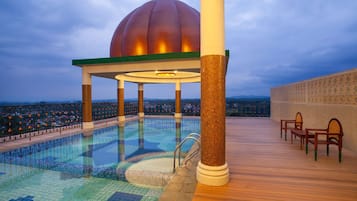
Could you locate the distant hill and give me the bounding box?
[0,100,81,106]
[227,95,270,99]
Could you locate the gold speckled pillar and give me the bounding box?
[82,70,94,129]
[197,0,229,186]
[138,83,144,118]
[175,81,182,118]
[118,80,125,122]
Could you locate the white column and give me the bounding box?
[197,0,229,186]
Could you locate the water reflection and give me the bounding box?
[118,123,125,162]
[138,118,144,149]
[82,132,93,177]
[176,118,182,146]
[0,118,200,181]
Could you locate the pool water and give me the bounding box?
[0,118,200,201]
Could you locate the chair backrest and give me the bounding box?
[327,118,343,136]
[295,112,303,129]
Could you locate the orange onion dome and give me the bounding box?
[110,0,200,57]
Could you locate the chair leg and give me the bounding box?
[306,141,309,155]
[326,144,329,156]
[339,151,342,163]
[314,142,318,161]
[284,122,287,141]
[339,144,342,163]
[315,150,318,161]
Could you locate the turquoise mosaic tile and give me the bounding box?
[0,118,200,200]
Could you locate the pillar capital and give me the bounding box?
[175,81,181,91]
[82,69,92,85]
[118,79,125,89]
[138,83,144,91]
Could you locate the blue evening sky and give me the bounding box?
[1,0,357,102]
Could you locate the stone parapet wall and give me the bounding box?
[271,69,357,105]
[271,68,357,152]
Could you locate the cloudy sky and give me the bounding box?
[1,0,357,102]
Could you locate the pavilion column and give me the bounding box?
[138,83,144,118]
[174,81,182,118]
[117,79,125,122]
[197,0,229,186]
[82,70,94,129]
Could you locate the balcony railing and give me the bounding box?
[0,98,270,138]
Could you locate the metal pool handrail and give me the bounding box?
[173,133,201,173]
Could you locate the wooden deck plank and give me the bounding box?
[193,118,357,201]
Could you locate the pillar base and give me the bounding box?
[118,116,126,122]
[82,122,94,130]
[196,161,229,186]
[175,118,182,124]
[174,113,182,118]
[138,112,144,118]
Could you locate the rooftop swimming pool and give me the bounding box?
[0,117,200,201]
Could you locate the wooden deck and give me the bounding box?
[193,118,357,201]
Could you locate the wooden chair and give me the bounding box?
[306,118,344,162]
[280,112,303,141]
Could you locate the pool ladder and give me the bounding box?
[173,133,201,173]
